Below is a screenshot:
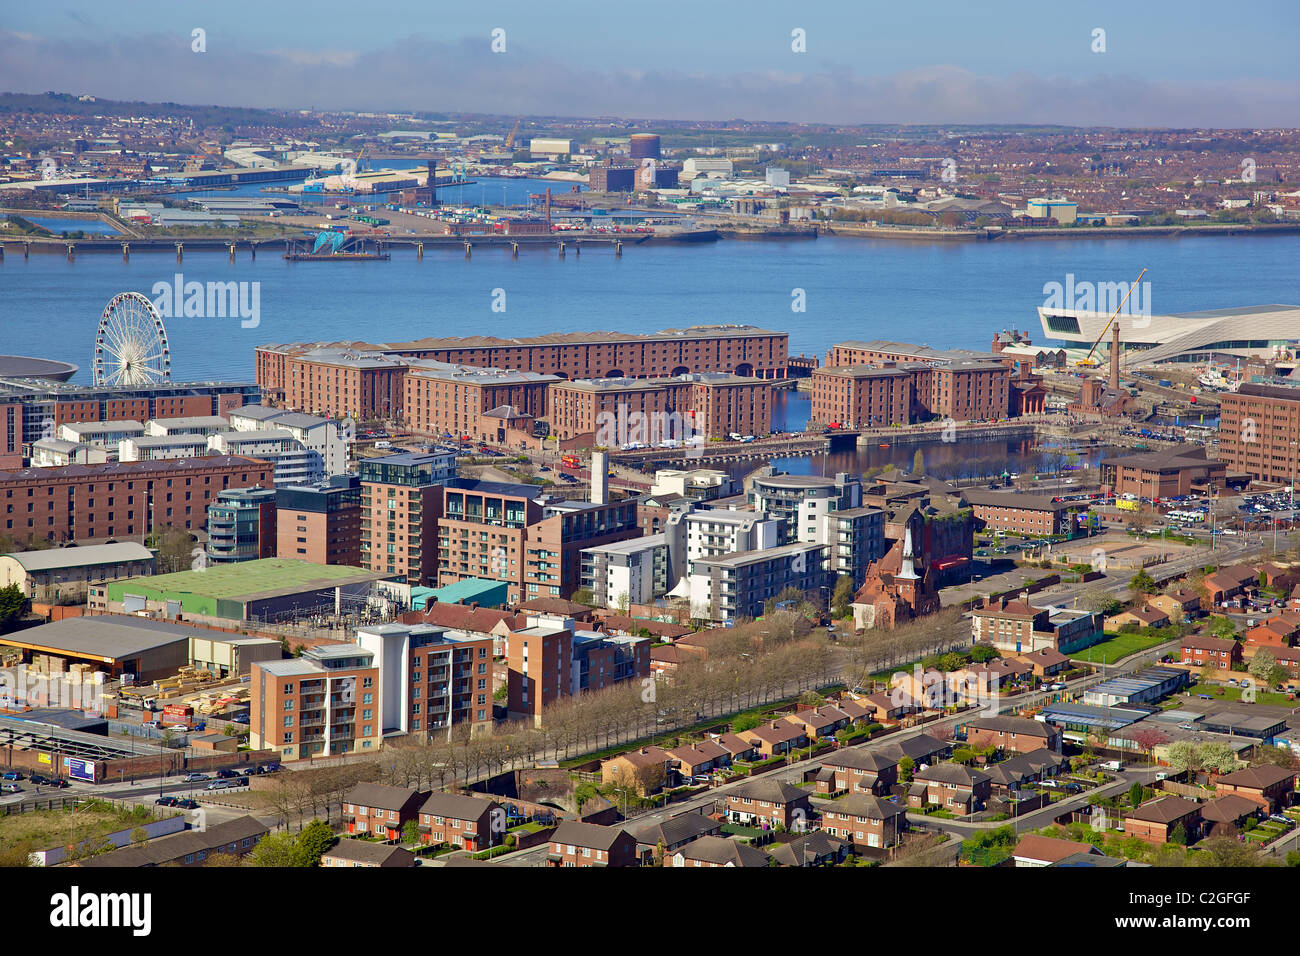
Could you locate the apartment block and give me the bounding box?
[276,475,362,566]
[355,621,495,736]
[359,451,457,587]
[205,486,278,564]
[809,366,915,428]
[749,470,862,545]
[1218,384,1300,484]
[690,542,830,622]
[580,532,673,609]
[251,643,381,762]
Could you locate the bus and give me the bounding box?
[560,454,581,470]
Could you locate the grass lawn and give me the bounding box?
[0,799,170,853]
[1202,685,1297,707]
[1073,632,1170,665]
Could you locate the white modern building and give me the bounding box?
[144,416,231,437]
[675,508,780,573]
[682,158,734,180]
[59,420,145,452]
[208,429,319,486]
[579,533,673,609]
[227,405,347,476]
[31,438,108,467]
[119,433,210,462]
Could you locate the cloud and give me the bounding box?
[0,30,1296,126]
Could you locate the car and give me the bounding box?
[205,780,240,791]
[215,769,238,779]
[231,713,250,724]
[45,777,70,789]
[183,772,208,782]
[175,798,199,810]
[27,773,50,786]
[1048,682,1066,691]
[1,783,22,794]
[155,795,179,806]
[261,763,281,773]
[1061,783,1083,794]
[1,771,24,781]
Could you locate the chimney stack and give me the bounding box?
[1110,320,1121,392]
[591,449,609,505]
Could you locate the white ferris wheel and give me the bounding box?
[93,292,171,386]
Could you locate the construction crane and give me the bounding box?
[505,117,522,150]
[1073,268,1147,368]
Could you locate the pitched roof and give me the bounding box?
[1201,793,1263,824]
[667,740,730,765]
[419,792,497,820]
[1127,795,1201,824]
[323,839,417,866]
[824,793,907,819]
[715,733,758,756]
[967,716,1057,738]
[1017,646,1070,667]
[78,816,268,867]
[1013,834,1100,865]
[609,746,672,769]
[632,812,718,847]
[729,777,808,804]
[745,718,807,744]
[1215,764,1296,790]
[345,783,425,813]
[769,830,845,866]
[914,762,991,787]
[676,835,769,867]
[1181,634,1237,652]
[883,733,948,763]
[824,748,897,773]
[402,603,525,634]
[552,821,630,850]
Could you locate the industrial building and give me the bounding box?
[92,558,400,624]
[1082,666,1189,707]
[0,542,155,602]
[0,615,192,683]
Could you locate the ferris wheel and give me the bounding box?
[93,292,171,386]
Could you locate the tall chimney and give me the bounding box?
[426,158,437,206]
[1109,320,1121,392]
[591,449,609,505]
[545,187,552,225]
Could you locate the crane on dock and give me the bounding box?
[505,117,522,150]
[1073,268,1147,368]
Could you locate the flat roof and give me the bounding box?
[112,558,392,603]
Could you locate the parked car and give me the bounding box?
[175,798,200,810]
[231,713,250,724]
[261,763,281,773]
[1,783,22,794]
[1,771,24,781]
[155,796,179,807]
[27,773,50,786]
[215,769,238,779]
[45,777,70,789]
[205,780,241,791]
[183,772,208,782]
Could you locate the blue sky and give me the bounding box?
[2,0,1297,124]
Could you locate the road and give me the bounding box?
[492,641,1166,867]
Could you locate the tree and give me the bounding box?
[912,449,925,476]
[831,574,856,619]
[402,819,420,845]
[1130,569,1158,594]
[1251,745,1299,770]
[294,819,337,866]
[0,583,26,632]
[203,852,245,867]
[1128,782,1144,808]
[1248,650,1286,689]
[898,756,915,783]
[1208,615,1238,640]
[149,525,195,574]
[615,591,630,614]
[130,826,150,847]
[245,831,300,867]
[1168,822,1188,846]
[569,587,595,607]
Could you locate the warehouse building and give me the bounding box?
[91,558,400,624]
[0,542,155,602]
[0,616,191,683]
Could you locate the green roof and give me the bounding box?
[413,577,508,610]
[106,558,393,617]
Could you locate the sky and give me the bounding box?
[1,0,1298,126]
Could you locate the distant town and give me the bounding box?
[3,93,1300,255]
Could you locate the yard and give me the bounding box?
[1073,632,1171,665]
[0,799,170,859]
